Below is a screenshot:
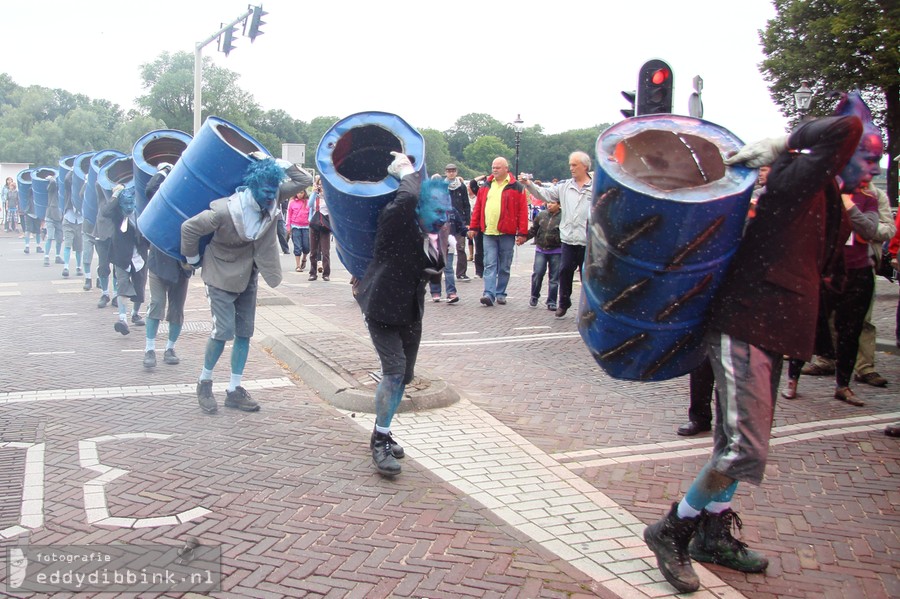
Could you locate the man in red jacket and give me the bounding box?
[467,157,528,306]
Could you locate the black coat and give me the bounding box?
[103,200,149,271]
[707,116,862,360]
[357,173,442,326]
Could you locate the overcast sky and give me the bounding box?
[1,0,792,145]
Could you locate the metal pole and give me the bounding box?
[514,132,521,175]
[193,43,203,135]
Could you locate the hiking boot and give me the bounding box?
[689,509,769,573]
[197,380,217,414]
[224,386,260,412]
[370,428,405,459]
[143,350,157,368]
[97,294,110,308]
[62,268,69,278]
[114,320,130,335]
[83,278,92,291]
[131,313,146,326]
[163,348,180,365]
[644,503,700,593]
[371,431,401,476]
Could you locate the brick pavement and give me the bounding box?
[2,230,899,598]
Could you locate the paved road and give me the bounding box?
[1,229,898,598]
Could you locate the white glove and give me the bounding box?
[112,184,125,198]
[274,158,293,170]
[387,152,415,179]
[248,151,269,161]
[723,136,789,168]
[157,162,173,172]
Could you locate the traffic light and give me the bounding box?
[620,90,636,118]
[220,25,238,56]
[248,5,267,41]
[636,59,673,116]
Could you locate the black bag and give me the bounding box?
[309,196,331,232]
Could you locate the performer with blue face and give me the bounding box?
[354,152,450,476]
[104,185,149,335]
[182,157,312,415]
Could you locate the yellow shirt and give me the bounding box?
[484,174,509,235]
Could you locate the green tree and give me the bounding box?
[760,0,900,202]
[463,136,513,174]
[419,128,453,177]
[305,116,340,170]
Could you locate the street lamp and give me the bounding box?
[793,81,813,115]
[511,114,525,175]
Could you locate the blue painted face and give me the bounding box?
[251,181,280,210]
[417,180,451,233]
[840,132,883,192]
[118,187,136,215]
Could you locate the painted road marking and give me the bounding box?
[422,332,580,346]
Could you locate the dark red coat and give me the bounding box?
[469,176,528,236]
[706,116,862,360]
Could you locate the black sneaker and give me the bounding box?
[83,278,92,291]
[97,294,110,308]
[197,380,217,414]
[224,386,260,412]
[114,320,129,335]
[370,429,405,459]
[371,431,401,476]
[163,349,180,365]
[689,509,769,573]
[480,296,493,307]
[644,503,700,593]
[143,350,157,368]
[457,274,471,281]
[529,297,538,308]
[35,246,43,254]
[496,297,507,305]
[131,313,146,326]
[111,296,118,308]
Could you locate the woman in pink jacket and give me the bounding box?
[286,188,311,272]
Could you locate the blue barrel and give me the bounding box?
[315,111,427,278]
[58,155,76,212]
[16,169,33,216]
[132,129,192,215]
[98,156,135,204]
[578,115,756,381]
[72,152,95,214]
[84,150,126,228]
[138,116,270,260]
[30,167,58,220]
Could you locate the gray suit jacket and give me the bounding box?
[180,196,282,293]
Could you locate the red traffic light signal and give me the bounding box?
[637,59,673,116]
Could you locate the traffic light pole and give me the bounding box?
[192,7,254,135]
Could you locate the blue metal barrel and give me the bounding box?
[58,155,76,212]
[98,156,135,203]
[578,115,756,381]
[85,150,126,228]
[16,169,33,216]
[72,152,96,214]
[30,167,58,220]
[138,116,269,260]
[315,111,427,279]
[132,129,192,215]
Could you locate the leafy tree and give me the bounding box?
[419,128,453,177]
[760,0,900,202]
[304,116,340,170]
[463,136,513,175]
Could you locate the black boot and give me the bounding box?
[370,428,405,459]
[371,431,401,477]
[689,509,769,572]
[644,503,700,593]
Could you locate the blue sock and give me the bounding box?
[231,336,250,376]
[63,247,71,265]
[145,318,160,350]
[167,323,182,347]
[98,276,108,295]
[706,481,738,514]
[203,338,226,373]
[679,463,731,518]
[374,373,405,429]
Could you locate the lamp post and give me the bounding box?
[511,114,525,175]
[793,81,813,116]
